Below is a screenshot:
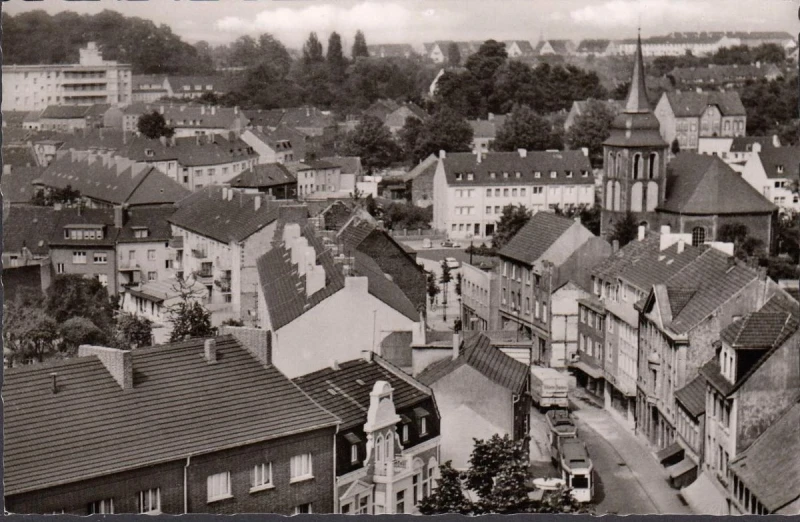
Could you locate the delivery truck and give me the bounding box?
[530,366,570,409]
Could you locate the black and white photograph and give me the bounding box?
[2,0,799,516]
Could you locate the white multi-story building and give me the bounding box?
[741,146,800,212]
[432,149,596,240]
[2,42,132,112]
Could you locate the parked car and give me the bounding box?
[445,257,461,270]
[441,240,461,248]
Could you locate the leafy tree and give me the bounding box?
[327,32,347,82]
[399,116,424,163]
[341,115,401,171]
[492,204,532,250]
[609,211,639,248]
[418,461,472,514]
[440,260,453,321]
[493,104,559,152]
[426,270,441,306]
[412,107,474,163]
[760,255,800,280]
[137,111,175,139]
[302,32,324,65]
[113,312,154,349]
[671,138,681,155]
[3,295,60,365]
[61,317,108,355]
[555,204,601,236]
[167,278,215,342]
[31,184,82,207]
[718,222,766,260]
[257,33,293,79]
[447,42,462,67]
[352,30,369,59]
[776,212,800,262]
[382,201,432,230]
[45,275,115,337]
[455,272,463,297]
[434,69,483,118]
[565,99,616,167]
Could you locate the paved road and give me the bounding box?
[571,398,692,515]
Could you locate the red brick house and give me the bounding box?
[4,329,339,514]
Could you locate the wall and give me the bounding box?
[272,279,417,379]
[237,221,278,324]
[551,284,591,368]
[432,364,513,470]
[116,240,175,293]
[412,347,454,376]
[51,246,117,294]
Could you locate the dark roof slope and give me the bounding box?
[40,105,90,119]
[168,186,281,243]
[123,134,257,167]
[3,335,339,495]
[293,357,430,430]
[117,207,176,243]
[674,375,706,417]
[499,211,576,265]
[2,146,38,168]
[229,163,297,188]
[664,91,746,117]
[660,153,776,215]
[416,332,529,394]
[441,151,593,186]
[721,310,797,349]
[48,208,120,247]
[729,400,800,512]
[757,146,800,180]
[1,166,44,204]
[730,136,780,153]
[3,206,57,255]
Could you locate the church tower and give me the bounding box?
[600,33,669,238]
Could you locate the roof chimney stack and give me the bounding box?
[518,148,527,158]
[50,372,58,394]
[204,338,217,363]
[78,345,133,390]
[254,195,262,211]
[638,225,646,241]
[677,238,685,254]
[439,150,446,159]
[219,326,272,367]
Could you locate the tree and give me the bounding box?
[399,116,424,163]
[327,32,347,81]
[671,138,681,155]
[447,42,462,67]
[492,204,532,250]
[555,204,601,236]
[137,110,175,139]
[257,33,293,79]
[3,295,60,365]
[440,260,453,321]
[61,317,108,355]
[45,275,115,337]
[31,184,82,207]
[565,99,616,167]
[718,222,766,260]
[426,270,441,307]
[412,107,474,163]
[609,212,639,248]
[113,312,154,349]
[418,461,472,515]
[341,115,401,171]
[455,272,463,298]
[167,279,215,342]
[352,30,369,59]
[493,104,559,152]
[302,32,324,65]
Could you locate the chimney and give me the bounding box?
[306,106,310,117]
[290,236,310,267]
[204,338,217,363]
[219,326,272,367]
[254,195,262,211]
[581,147,589,157]
[283,222,302,243]
[452,332,462,360]
[412,309,427,346]
[159,135,167,147]
[159,105,165,115]
[306,264,326,296]
[660,225,671,235]
[331,360,340,371]
[638,225,646,241]
[114,205,125,228]
[677,239,685,254]
[612,239,619,253]
[196,134,202,147]
[488,113,495,121]
[362,350,374,363]
[50,372,58,394]
[78,345,133,390]
[518,148,527,158]
[476,151,482,163]
[773,134,781,148]
[3,164,11,175]
[439,149,446,159]
[234,106,239,115]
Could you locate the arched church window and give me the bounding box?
[648,153,658,179]
[607,152,615,178]
[616,152,622,178]
[633,154,642,179]
[692,227,706,247]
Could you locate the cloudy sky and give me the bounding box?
[6,0,798,50]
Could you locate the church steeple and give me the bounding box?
[624,32,650,113]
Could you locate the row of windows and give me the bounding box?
[85,488,160,515]
[208,453,313,504]
[72,251,108,265]
[580,306,604,331]
[733,474,769,515]
[578,334,602,360]
[502,288,547,321]
[453,170,590,181]
[64,228,104,241]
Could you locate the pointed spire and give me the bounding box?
[624,32,651,113]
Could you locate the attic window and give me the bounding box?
[467,173,474,181]
[777,165,785,174]
[581,170,589,177]
[455,173,463,181]
[550,171,557,178]
[133,228,150,239]
[503,172,509,179]
[515,172,521,178]
[566,171,573,178]
[145,149,154,157]
[490,172,496,179]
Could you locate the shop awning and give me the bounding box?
[571,360,604,380]
[680,472,729,515]
[667,457,697,479]
[656,441,684,465]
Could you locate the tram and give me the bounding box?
[558,438,595,503]
[545,409,578,464]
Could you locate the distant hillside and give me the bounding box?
[1,9,214,75]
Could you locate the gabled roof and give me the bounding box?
[416,332,529,394]
[320,156,362,175]
[292,356,431,431]
[1,166,44,204]
[468,116,507,139]
[3,335,339,496]
[535,39,573,55]
[48,208,120,247]
[123,134,257,167]
[503,40,536,55]
[124,104,248,129]
[441,150,593,186]
[661,153,776,215]
[57,129,129,152]
[366,44,416,58]
[729,399,800,513]
[674,375,706,417]
[128,277,207,303]
[40,105,91,120]
[575,39,612,53]
[168,186,282,243]
[757,146,800,180]
[402,154,438,182]
[3,206,57,256]
[117,206,176,243]
[2,146,38,168]
[167,75,231,93]
[498,211,578,266]
[241,108,287,129]
[36,153,189,207]
[720,310,798,350]
[730,136,780,153]
[664,91,746,117]
[229,163,297,188]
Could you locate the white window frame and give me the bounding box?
[294,503,313,514]
[251,462,274,492]
[72,251,87,264]
[88,498,114,514]
[351,444,359,464]
[93,252,108,264]
[207,471,232,503]
[290,453,313,483]
[419,416,428,436]
[138,488,161,515]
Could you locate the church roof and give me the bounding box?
[659,153,777,215]
[625,34,651,114]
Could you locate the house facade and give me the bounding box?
[741,146,800,211]
[460,258,502,331]
[654,91,747,151]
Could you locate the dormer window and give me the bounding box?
[145,149,154,158]
[534,171,541,178]
[515,172,521,178]
[133,227,150,239]
[467,173,474,181]
[455,173,463,181]
[566,171,573,178]
[550,171,557,178]
[503,172,509,179]
[582,170,589,177]
[777,165,785,174]
[490,172,496,179]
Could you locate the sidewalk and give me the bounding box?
[572,398,692,515]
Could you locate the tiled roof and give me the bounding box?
[367,44,416,57]
[242,109,287,129]
[1,166,44,204]
[720,311,797,349]
[669,64,782,84]
[535,40,573,55]
[3,206,57,256]
[664,91,746,117]
[498,211,576,266]
[167,75,231,93]
[117,206,176,243]
[402,154,438,182]
[276,106,335,130]
[730,136,780,153]
[131,74,168,90]
[40,105,91,120]
[364,100,400,121]
[38,153,189,207]
[168,186,282,243]
[2,146,38,168]
[441,150,593,186]
[48,208,120,247]
[3,335,339,496]
[320,156,362,175]
[674,375,706,417]
[699,358,734,396]
[128,277,207,303]
[660,153,776,215]
[757,146,800,180]
[576,39,612,53]
[416,331,529,394]
[504,40,536,55]
[124,103,248,130]
[123,134,257,167]
[229,163,296,188]
[729,399,800,513]
[667,288,696,317]
[56,129,130,152]
[468,118,506,139]
[292,356,431,430]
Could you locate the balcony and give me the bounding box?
[214,277,231,293]
[373,456,412,478]
[191,249,207,259]
[118,260,140,271]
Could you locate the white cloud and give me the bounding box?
[569,0,709,30]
